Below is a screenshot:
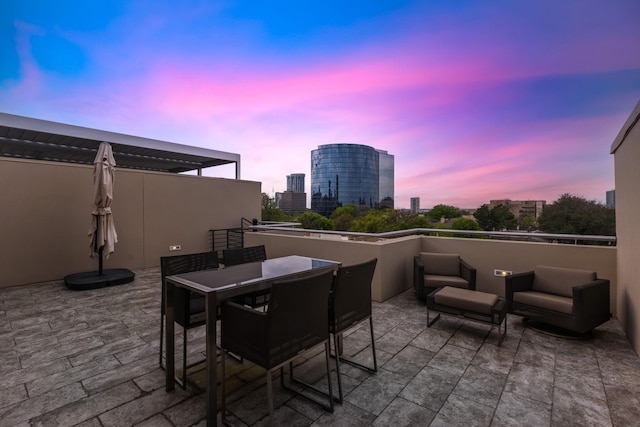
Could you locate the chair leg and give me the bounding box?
[266,370,275,424]
[181,327,188,388]
[221,350,228,424]
[331,318,378,375]
[332,332,344,404]
[368,317,378,372]
[159,314,165,369]
[282,342,335,412]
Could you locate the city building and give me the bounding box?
[411,197,420,214]
[606,189,616,208]
[278,191,306,213]
[489,199,546,220]
[378,150,395,209]
[286,173,305,193]
[310,143,394,216]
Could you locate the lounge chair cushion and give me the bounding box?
[425,274,469,289]
[513,291,573,315]
[434,286,498,315]
[532,266,596,298]
[420,252,460,276]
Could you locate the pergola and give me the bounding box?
[0,112,240,177]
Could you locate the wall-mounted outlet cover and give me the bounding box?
[169,245,181,251]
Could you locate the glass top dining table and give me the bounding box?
[164,255,341,427]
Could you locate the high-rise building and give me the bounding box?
[310,143,394,216]
[279,173,306,213]
[411,197,420,214]
[378,150,394,209]
[287,173,305,193]
[606,190,616,208]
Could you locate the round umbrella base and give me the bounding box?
[64,268,135,291]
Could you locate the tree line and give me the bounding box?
[261,193,615,236]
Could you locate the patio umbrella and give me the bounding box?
[89,141,118,269]
[64,141,134,290]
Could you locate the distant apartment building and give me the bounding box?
[411,197,420,214]
[489,199,546,220]
[310,144,394,216]
[279,191,306,213]
[606,190,616,208]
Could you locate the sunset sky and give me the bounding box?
[2,1,639,208]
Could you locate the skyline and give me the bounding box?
[2,1,640,208]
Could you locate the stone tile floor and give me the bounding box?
[2,267,640,426]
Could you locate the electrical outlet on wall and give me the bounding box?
[169,245,181,251]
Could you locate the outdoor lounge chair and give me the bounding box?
[413,252,476,300]
[505,265,611,335]
[220,270,335,424]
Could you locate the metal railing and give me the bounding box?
[244,222,617,246]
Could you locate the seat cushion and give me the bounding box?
[513,291,573,314]
[434,286,498,315]
[532,266,596,297]
[420,252,460,276]
[425,274,468,289]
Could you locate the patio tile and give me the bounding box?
[29,381,142,427]
[344,369,411,416]
[372,397,436,426]
[430,393,494,427]
[427,343,476,376]
[0,382,87,426]
[504,363,554,405]
[452,365,507,408]
[382,344,434,377]
[551,388,612,427]
[603,382,640,427]
[313,401,377,426]
[399,366,459,412]
[471,343,516,375]
[492,391,551,427]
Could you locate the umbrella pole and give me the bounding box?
[94,214,104,276]
[98,246,104,276]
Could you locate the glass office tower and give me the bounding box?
[311,144,393,216]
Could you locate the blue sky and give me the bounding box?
[2,0,640,208]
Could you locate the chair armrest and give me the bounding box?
[413,256,425,299]
[505,271,534,302]
[220,301,267,349]
[460,259,477,291]
[573,279,611,318]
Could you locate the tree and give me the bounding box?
[330,204,361,231]
[296,212,334,230]
[261,193,292,222]
[538,194,615,236]
[426,204,463,222]
[520,215,537,231]
[449,217,483,238]
[451,217,482,231]
[473,204,517,231]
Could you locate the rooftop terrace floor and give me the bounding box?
[1,268,640,426]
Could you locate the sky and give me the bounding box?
[1,1,640,209]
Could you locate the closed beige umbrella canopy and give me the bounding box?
[64,141,134,290]
[89,142,118,260]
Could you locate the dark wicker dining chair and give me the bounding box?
[220,270,335,424]
[223,245,269,308]
[159,251,218,388]
[329,258,378,403]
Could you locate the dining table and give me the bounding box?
[164,254,341,427]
